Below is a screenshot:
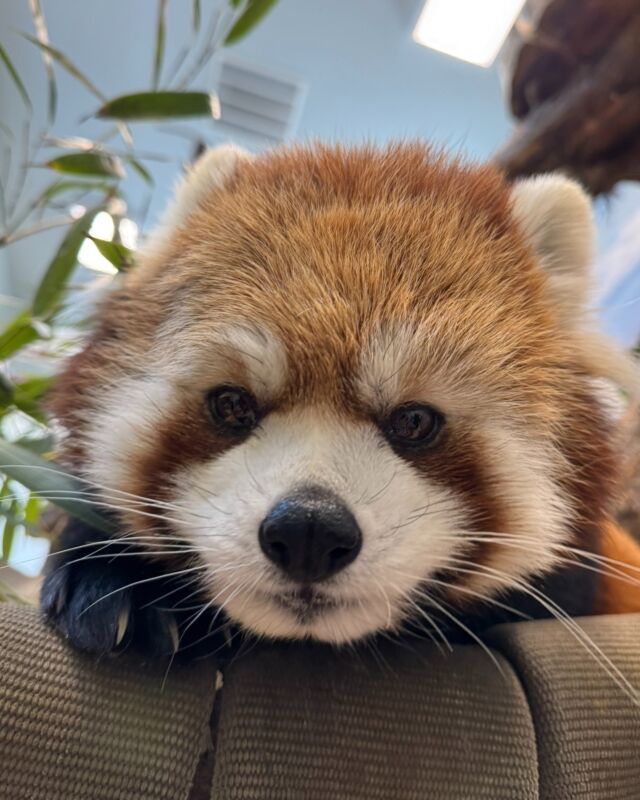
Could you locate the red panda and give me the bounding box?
[41,142,640,657]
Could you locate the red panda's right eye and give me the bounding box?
[207,385,258,433]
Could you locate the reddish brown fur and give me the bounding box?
[596,521,640,613]
[48,143,640,611]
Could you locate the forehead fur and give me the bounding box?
[51,143,612,447]
[137,144,569,416]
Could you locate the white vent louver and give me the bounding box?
[213,58,307,146]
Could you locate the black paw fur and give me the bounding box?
[41,518,221,659]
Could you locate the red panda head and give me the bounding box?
[50,143,638,644]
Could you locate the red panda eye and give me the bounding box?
[207,385,258,433]
[384,403,444,448]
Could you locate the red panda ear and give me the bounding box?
[510,175,593,323]
[144,143,253,256]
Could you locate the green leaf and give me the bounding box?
[32,206,103,318]
[13,377,51,404]
[2,518,15,561]
[193,0,202,31]
[21,33,105,101]
[0,372,13,407]
[97,91,218,121]
[23,494,41,523]
[28,0,57,122]
[0,312,42,360]
[0,440,115,533]
[225,0,279,44]
[34,179,112,207]
[12,376,51,420]
[13,435,54,456]
[46,152,125,179]
[87,236,134,271]
[152,0,167,90]
[0,42,31,109]
[125,157,154,185]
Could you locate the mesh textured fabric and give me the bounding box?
[210,639,539,799]
[488,614,640,800]
[3,604,640,799]
[0,604,217,800]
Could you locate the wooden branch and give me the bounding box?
[574,141,640,195]
[507,0,638,118]
[495,11,640,193]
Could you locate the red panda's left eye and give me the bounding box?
[384,403,444,448]
[207,385,258,433]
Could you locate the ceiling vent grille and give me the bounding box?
[213,57,307,146]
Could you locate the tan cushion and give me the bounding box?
[211,639,539,799]
[488,614,640,800]
[0,604,217,800]
[3,603,640,799]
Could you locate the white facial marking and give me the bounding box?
[172,408,468,644]
[449,425,571,599]
[215,324,288,401]
[84,376,174,491]
[153,321,288,402]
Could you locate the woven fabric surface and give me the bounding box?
[488,613,640,800]
[0,604,217,800]
[211,639,539,800]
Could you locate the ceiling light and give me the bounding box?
[413,0,526,68]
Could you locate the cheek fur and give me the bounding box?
[170,408,471,642]
[82,376,242,537]
[84,385,574,643]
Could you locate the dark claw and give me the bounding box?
[41,517,220,660]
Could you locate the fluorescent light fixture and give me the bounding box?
[413,0,526,68]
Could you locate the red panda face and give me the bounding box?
[50,144,634,644]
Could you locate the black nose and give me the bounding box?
[259,486,362,583]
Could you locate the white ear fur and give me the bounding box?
[143,143,252,256]
[511,174,594,322]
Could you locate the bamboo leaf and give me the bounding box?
[152,0,167,90]
[0,312,41,359]
[21,33,105,101]
[97,91,218,121]
[35,179,112,207]
[28,0,57,122]
[2,518,15,561]
[0,372,13,406]
[13,435,54,456]
[46,152,125,179]
[0,440,115,533]
[193,0,201,31]
[125,157,154,185]
[0,42,31,109]
[88,235,134,271]
[43,135,99,150]
[225,0,279,45]
[12,376,52,420]
[24,494,41,523]
[32,206,102,318]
